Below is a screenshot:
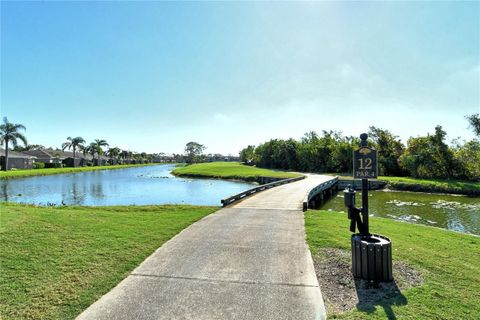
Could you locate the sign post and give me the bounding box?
[353,133,377,235]
[343,133,393,282]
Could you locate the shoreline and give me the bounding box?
[171,172,287,184]
[337,177,480,196]
[0,163,163,180]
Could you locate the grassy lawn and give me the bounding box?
[0,203,217,319]
[329,173,480,195]
[172,162,301,181]
[378,176,480,195]
[0,163,160,180]
[305,210,480,319]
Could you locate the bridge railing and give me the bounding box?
[302,176,339,211]
[221,175,305,207]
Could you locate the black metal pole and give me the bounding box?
[362,178,369,235]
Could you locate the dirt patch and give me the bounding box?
[313,248,423,316]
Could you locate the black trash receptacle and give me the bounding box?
[351,233,392,282]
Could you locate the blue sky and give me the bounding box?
[1,1,479,154]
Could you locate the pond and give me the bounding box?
[321,190,480,236]
[0,164,255,206]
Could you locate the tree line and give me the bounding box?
[239,115,480,181]
[0,117,236,170]
[0,117,159,170]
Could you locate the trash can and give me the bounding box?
[351,233,393,282]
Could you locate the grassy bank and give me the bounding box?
[0,163,160,180]
[379,176,480,196]
[305,210,480,319]
[0,203,217,319]
[172,162,301,181]
[330,173,480,195]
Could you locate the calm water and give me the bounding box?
[0,164,255,206]
[322,190,480,235]
[2,167,479,235]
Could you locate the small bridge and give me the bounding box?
[303,176,339,210]
[77,174,338,320]
[220,175,306,207]
[221,174,339,211]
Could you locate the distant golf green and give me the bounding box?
[172,162,301,181]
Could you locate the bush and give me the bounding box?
[44,162,63,169]
[86,162,94,167]
[33,162,45,169]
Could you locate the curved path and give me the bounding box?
[77,174,333,320]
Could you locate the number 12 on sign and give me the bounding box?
[353,147,378,179]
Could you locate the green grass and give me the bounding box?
[0,163,160,180]
[0,203,217,319]
[328,173,480,195]
[172,162,301,181]
[305,210,480,319]
[378,176,480,195]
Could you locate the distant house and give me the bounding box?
[93,155,109,166]
[0,148,37,170]
[206,154,240,162]
[61,150,93,167]
[23,149,93,167]
[152,153,176,163]
[22,149,63,164]
[22,149,65,168]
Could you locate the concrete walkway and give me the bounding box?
[77,175,332,320]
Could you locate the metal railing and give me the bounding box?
[220,175,305,207]
[302,176,339,211]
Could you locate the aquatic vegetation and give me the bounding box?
[430,199,479,211]
[386,199,425,207]
[385,214,437,226]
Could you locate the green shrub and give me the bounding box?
[44,162,63,169]
[33,162,45,169]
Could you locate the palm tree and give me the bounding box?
[120,150,132,164]
[62,136,85,167]
[86,143,98,165]
[106,147,121,164]
[0,117,28,171]
[13,144,44,152]
[79,144,88,159]
[89,139,109,165]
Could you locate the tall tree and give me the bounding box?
[0,117,28,171]
[368,126,405,176]
[85,143,97,164]
[454,140,480,181]
[239,145,256,164]
[120,150,131,164]
[466,114,480,137]
[107,147,121,161]
[185,141,205,164]
[62,136,86,167]
[87,139,109,165]
[399,126,458,178]
[13,144,44,152]
[79,144,88,159]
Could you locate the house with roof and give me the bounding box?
[22,149,63,164]
[0,148,37,170]
[94,154,109,166]
[60,150,93,167]
[22,149,94,167]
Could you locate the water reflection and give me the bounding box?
[1,183,8,202]
[322,190,480,235]
[0,164,255,207]
[60,176,87,205]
